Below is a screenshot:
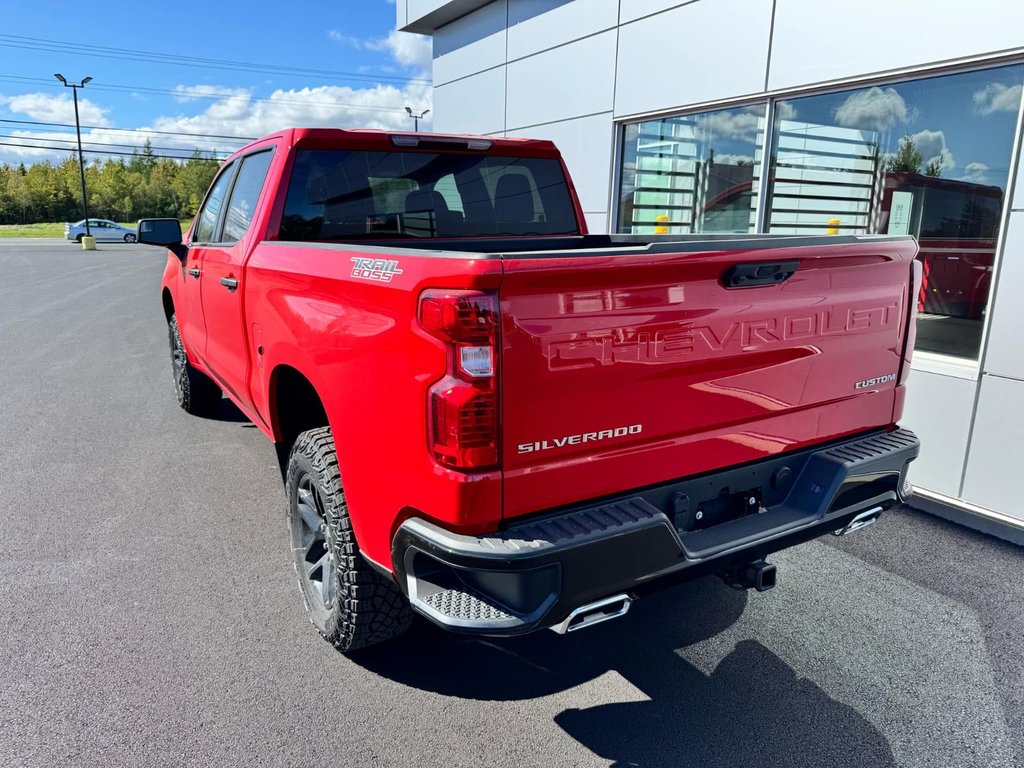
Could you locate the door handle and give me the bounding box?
[722,260,799,288]
[220,277,239,291]
[187,267,200,278]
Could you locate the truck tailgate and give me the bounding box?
[499,237,918,520]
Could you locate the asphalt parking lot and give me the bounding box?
[1,239,1022,768]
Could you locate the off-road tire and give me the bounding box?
[168,314,221,416]
[285,427,412,653]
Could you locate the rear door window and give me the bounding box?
[221,150,274,244]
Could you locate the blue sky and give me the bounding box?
[0,0,431,165]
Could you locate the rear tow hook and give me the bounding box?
[722,560,777,592]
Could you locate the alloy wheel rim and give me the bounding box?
[295,474,337,611]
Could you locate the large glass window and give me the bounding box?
[279,150,580,240]
[765,64,1024,359]
[616,63,1024,361]
[221,150,274,245]
[617,104,766,235]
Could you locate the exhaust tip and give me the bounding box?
[551,593,632,634]
[832,506,883,536]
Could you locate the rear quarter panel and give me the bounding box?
[244,243,504,567]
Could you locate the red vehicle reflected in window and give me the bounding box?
[879,173,1002,322]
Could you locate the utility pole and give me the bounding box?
[405,106,430,132]
[54,74,93,238]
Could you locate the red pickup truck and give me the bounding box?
[141,128,921,653]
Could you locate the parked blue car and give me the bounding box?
[64,219,137,243]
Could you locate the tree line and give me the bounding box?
[0,141,221,225]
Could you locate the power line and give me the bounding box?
[0,139,224,161]
[0,132,231,156]
[0,34,432,86]
[0,75,419,114]
[0,117,255,142]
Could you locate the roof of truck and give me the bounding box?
[231,128,562,159]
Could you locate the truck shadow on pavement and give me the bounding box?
[354,577,896,767]
[199,397,255,425]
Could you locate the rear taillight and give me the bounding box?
[899,259,923,385]
[419,290,499,470]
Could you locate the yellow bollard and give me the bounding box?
[654,214,669,235]
[81,236,97,251]
[826,218,840,235]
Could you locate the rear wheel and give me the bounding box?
[285,427,412,653]
[168,314,221,415]
[124,233,137,243]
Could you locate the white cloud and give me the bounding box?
[172,84,250,103]
[911,129,955,172]
[327,29,363,47]
[972,83,1022,116]
[698,105,767,142]
[0,25,435,168]
[959,161,990,184]
[369,31,432,71]
[834,87,908,131]
[712,153,755,165]
[0,78,433,166]
[0,91,110,126]
[776,102,797,121]
[328,29,432,74]
[147,80,432,142]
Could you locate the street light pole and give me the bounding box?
[54,74,93,238]
[405,106,430,132]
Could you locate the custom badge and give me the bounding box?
[350,257,404,283]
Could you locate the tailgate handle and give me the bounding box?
[722,260,799,288]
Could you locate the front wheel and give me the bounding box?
[75,233,83,243]
[285,427,412,653]
[124,233,137,243]
[168,314,221,415]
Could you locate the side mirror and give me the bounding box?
[137,218,183,247]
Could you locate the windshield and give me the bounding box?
[278,149,580,240]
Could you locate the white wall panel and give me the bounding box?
[981,212,1024,379]
[615,0,773,117]
[506,112,614,212]
[585,211,609,232]
[769,0,1024,90]
[433,1,507,85]
[620,0,691,23]
[432,67,506,135]
[901,370,976,497]
[962,374,1024,519]
[507,0,618,60]
[506,30,616,128]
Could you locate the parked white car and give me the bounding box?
[64,219,137,243]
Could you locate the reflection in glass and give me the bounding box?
[765,64,1024,359]
[618,104,766,235]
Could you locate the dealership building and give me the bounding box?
[397,0,1024,538]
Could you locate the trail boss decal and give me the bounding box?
[350,257,404,283]
[518,424,642,454]
[855,373,897,389]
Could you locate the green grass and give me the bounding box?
[0,222,69,238]
[0,220,192,238]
